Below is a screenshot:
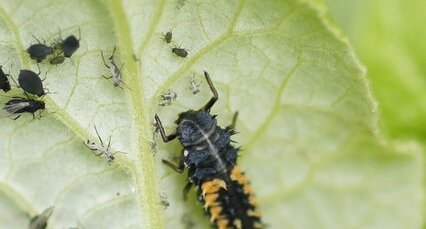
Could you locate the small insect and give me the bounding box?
[3,97,45,119]
[84,125,125,163]
[29,206,54,229]
[49,55,65,65]
[154,71,263,229]
[18,69,46,97]
[176,0,186,9]
[159,193,170,208]
[172,46,188,58]
[162,30,172,43]
[101,46,126,88]
[189,75,200,94]
[27,36,54,63]
[158,90,177,106]
[61,33,80,58]
[0,65,11,92]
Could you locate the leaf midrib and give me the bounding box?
[104,0,163,229]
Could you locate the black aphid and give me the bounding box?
[154,71,263,229]
[29,206,54,229]
[84,125,126,163]
[4,97,45,120]
[101,46,126,88]
[62,33,80,58]
[18,69,45,97]
[0,65,11,92]
[52,29,81,58]
[162,30,172,43]
[27,36,54,63]
[172,47,188,58]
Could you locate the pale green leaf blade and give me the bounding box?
[0,0,422,229]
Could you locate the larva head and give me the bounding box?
[176,110,216,146]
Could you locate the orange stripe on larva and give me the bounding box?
[201,179,228,224]
[201,179,227,197]
[203,193,219,209]
[209,206,223,222]
[249,197,258,206]
[231,166,255,196]
[233,219,242,229]
[217,218,229,229]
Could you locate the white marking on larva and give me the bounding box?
[184,149,189,157]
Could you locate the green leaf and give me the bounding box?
[324,0,426,144]
[0,0,422,229]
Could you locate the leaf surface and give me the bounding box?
[0,0,422,228]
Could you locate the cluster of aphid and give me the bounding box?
[3,28,263,229]
[0,30,80,120]
[27,29,80,65]
[162,30,189,58]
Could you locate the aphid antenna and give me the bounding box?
[174,43,190,51]
[76,27,82,41]
[57,27,63,40]
[106,135,112,151]
[100,50,110,69]
[31,34,46,44]
[110,46,117,60]
[93,124,104,146]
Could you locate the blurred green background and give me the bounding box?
[325,0,426,145]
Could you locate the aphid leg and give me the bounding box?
[38,109,46,118]
[182,182,193,201]
[162,158,184,173]
[11,115,21,120]
[118,63,132,90]
[35,63,42,76]
[101,75,113,79]
[94,125,104,147]
[154,114,177,142]
[225,111,239,131]
[200,71,218,112]
[119,80,132,91]
[94,151,103,156]
[113,150,127,156]
[107,135,112,151]
[100,51,110,68]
